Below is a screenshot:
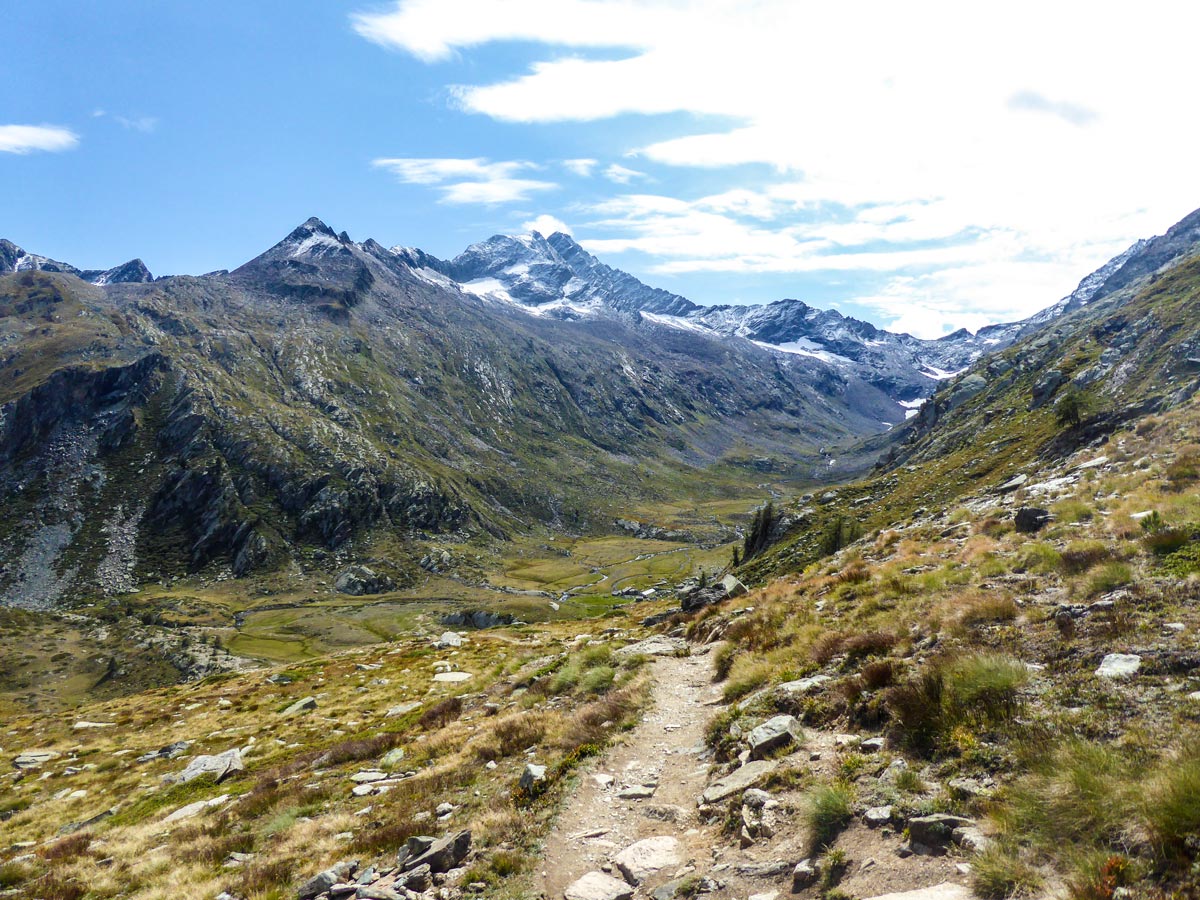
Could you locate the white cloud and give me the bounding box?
[355,0,1200,334]
[603,163,645,184]
[562,158,597,177]
[372,156,556,204]
[114,115,158,133]
[522,213,572,236]
[0,124,79,154]
[564,157,597,177]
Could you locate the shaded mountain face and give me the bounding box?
[0,219,903,608]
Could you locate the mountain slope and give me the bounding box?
[0,219,901,608]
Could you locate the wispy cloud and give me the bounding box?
[603,163,645,184]
[114,115,159,133]
[1007,90,1097,126]
[372,156,556,204]
[0,124,79,155]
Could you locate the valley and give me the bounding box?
[4,206,1200,900]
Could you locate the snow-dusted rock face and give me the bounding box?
[0,238,153,285]
[387,218,1198,414]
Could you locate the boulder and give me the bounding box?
[721,574,749,598]
[792,859,818,891]
[613,836,680,884]
[520,764,548,792]
[564,871,635,900]
[173,748,244,784]
[385,702,421,718]
[399,830,471,874]
[776,675,831,697]
[864,805,893,827]
[282,696,317,716]
[700,759,777,805]
[433,671,472,683]
[746,715,802,760]
[1096,653,1141,679]
[437,631,464,648]
[13,750,59,769]
[441,610,516,629]
[335,565,395,596]
[1014,507,1052,533]
[908,814,975,849]
[135,741,190,764]
[299,862,354,900]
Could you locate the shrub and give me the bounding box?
[803,782,854,851]
[1143,748,1200,859]
[1003,740,1138,849]
[476,713,549,760]
[958,593,1019,627]
[861,659,897,690]
[971,843,1042,899]
[419,696,464,729]
[885,653,1028,754]
[1084,562,1131,597]
[1058,541,1112,575]
[1142,524,1194,556]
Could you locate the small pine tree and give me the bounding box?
[731,546,741,568]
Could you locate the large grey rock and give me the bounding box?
[864,805,893,827]
[775,675,831,697]
[385,702,421,718]
[1096,653,1141,679]
[721,574,749,598]
[746,715,802,760]
[700,759,777,804]
[564,871,635,900]
[13,750,59,769]
[908,814,975,848]
[792,859,817,891]
[282,696,317,716]
[613,836,680,885]
[520,764,547,791]
[400,830,470,874]
[135,741,191,764]
[299,862,354,900]
[862,884,971,900]
[173,748,244,784]
[335,565,394,596]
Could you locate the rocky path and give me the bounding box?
[537,645,720,899]
[536,642,974,900]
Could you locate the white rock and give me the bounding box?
[1095,653,1141,679]
[862,884,972,900]
[433,672,473,683]
[73,721,115,730]
[563,871,634,900]
[438,632,464,647]
[281,696,317,716]
[613,836,680,884]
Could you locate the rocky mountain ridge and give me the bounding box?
[0,218,898,608]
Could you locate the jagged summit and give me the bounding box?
[0,237,153,285]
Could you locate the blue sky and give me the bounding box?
[5,1,1200,337]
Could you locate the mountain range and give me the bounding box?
[3,207,1200,607]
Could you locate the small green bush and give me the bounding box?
[1144,749,1200,858]
[803,782,854,851]
[1084,562,1131,597]
[971,843,1042,899]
